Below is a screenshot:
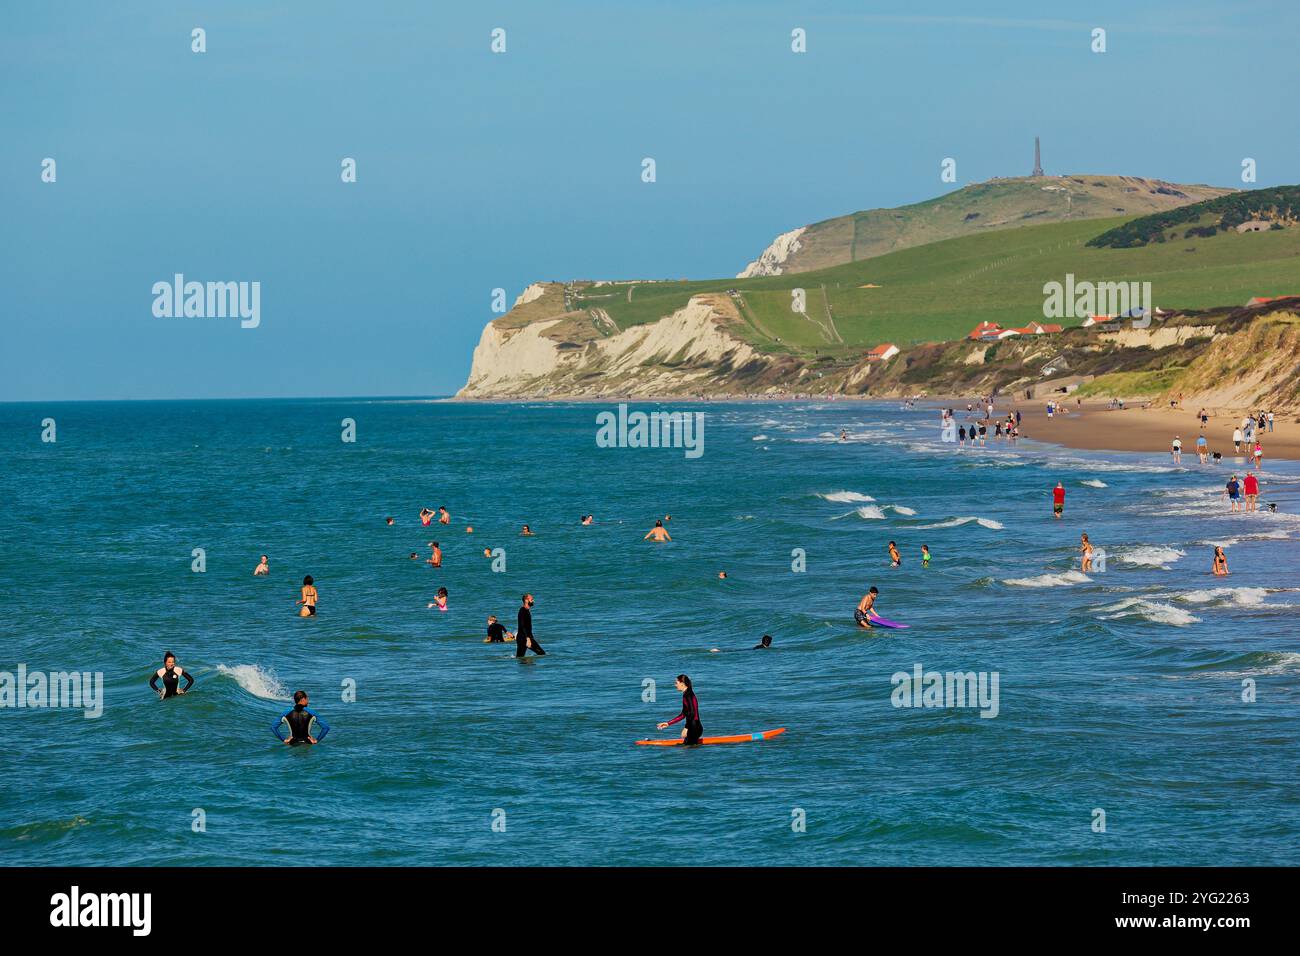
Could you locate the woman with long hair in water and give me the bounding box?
[657,674,703,745]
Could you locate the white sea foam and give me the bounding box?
[887,504,918,516]
[819,491,875,503]
[1097,598,1200,626]
[1048,457,1178,475]
[854,505,887,520]
[1003,570,1092,588]
[1119,546,1186,569]
[1176,587,1273,607]
[1081,479,1108,488]
[216,664,291,701]
[1195,529,1290,547]
[917,516,1004,530]
[752,434,769,441]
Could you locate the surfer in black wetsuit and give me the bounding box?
[149,652,194,699]
[272,690,330,746]
[515,593,544,657]
[658,674,703,745]
[753,635,772,649]
[484,614,512,643]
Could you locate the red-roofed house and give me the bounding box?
[1011,321,1064,335]
[1082,314,1114,328]
[968,321,1003,341]
[866,343,900,362]
[1247,296,1298,306]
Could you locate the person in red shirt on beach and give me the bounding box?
[1052,482,1065,519]
[1244,472,1259,513]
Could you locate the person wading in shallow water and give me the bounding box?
[149,651,194,699]
[272,690,330,746]
[515,593,544,657]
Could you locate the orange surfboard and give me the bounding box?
[636,727,786,747]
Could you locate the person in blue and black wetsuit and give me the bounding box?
[657,674,703,745]
[272,690,330,746]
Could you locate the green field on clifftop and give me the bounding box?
[570,208,1300,355]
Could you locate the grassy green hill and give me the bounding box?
[739,175,1234,275]
[567,195,1300,357]
[1087,185,1300,248]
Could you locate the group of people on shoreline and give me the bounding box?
[940,399,1024,448]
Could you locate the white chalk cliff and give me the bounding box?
[737,226,806,278]
[458,286,784,398]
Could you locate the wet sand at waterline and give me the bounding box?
[1020,403,1300,461]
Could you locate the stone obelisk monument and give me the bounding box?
[1031,137,1044,177]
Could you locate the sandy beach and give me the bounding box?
[1018,402,1300,462]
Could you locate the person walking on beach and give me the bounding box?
[515,593,544,657]
[1253,441,1264,471]
[1224,475,1242,513]
[1244,472,1259,512]
[296,576,318,617]
[1213,546,1229,576]
[1171,436,1182,464]
[1196,434,1208,464]
[149,651,194,699]
[1052,482,1065,519]
[1232,427,1243,454]
[657,674,703,746]
[1267,410,1274,433]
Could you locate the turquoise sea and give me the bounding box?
[2,399,1298,865]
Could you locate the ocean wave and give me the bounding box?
[752,434,769,441]
[216,664,291,701]
[819,491,875,503]
[854,505,886,520]
[1003,570,1092,588]
[1049,457,1178,474]
[1195,529,1291,547]
[1118,546,1185,569]
[1097,598,1199,626]
[1186,651,1300,679]
[1081,479,1108,488]
[917,516,1004,530]
[887,504,918,516]
[1175,587,1291,608]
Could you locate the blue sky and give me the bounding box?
[2,0,1296,401]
